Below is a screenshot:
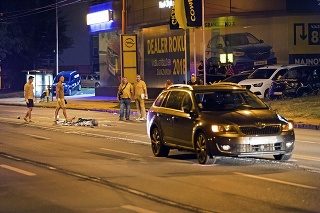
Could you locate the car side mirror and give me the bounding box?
[259,39,264,43]
[182,105,192,113]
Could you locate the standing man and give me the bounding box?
[54,76,70,122]
[133,75,147,121]
[117,77,133,121]
[24,76,35,122]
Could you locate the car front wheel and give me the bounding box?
[195,132,216,164]
[273,153,292,161]
[151,127,170,157]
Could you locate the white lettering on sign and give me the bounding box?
[295,58,320,65]
[159,0,174,8]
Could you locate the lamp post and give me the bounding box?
[56,0,59,75]
[122,0,126,34]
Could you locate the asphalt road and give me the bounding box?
[0,106,320,213]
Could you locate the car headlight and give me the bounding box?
[233,51,245,56]
[282,122,293,131]
[212,125,237,133]
[253,82,263,87]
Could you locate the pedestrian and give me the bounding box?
[164,79,173,89]
[117,76,133,121]
[197,60,204,75]
[23,76,35,122]
[207,61,216,74]
[54,76,70,122]
[187,74,199,85]
[216,61,226,74]
[133,74,147,121]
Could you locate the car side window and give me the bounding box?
[181,92,192,111]
[154,92,168,107]
[273,69,288,80]
[165,91,184,110]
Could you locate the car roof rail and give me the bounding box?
[167,84,193,90]
[211,82,242,88]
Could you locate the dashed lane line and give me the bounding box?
[121,205,157,213]
[100,148,141,157]
[0,164,36,176]
[234,172,317,190]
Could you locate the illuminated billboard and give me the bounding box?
[87,2,114,33]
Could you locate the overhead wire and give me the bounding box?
[1,0,91,21]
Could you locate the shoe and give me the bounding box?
[23,117,28,122]
[119,118,124,121]
[126,118,131,121]
[29,120,34,123]
[135,117,141,121]
[139,117,147,121]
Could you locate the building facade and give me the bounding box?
[88,0,320,97]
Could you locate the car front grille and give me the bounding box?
[239,125,281,135]
[234,142,283,152]
[243,85,251,90]
[247,51,270,60]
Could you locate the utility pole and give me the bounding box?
[122,0,127,34]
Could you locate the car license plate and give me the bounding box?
[274,92,282,95]
[254,60,267,66]
[248,136,277,145]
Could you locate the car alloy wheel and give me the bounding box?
[195,132,216,164]
[151,127,169,157]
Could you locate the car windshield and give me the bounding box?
[54,75,69,83]
[248,68,277,79]
[223,33,260,46]
[195,90,268,111]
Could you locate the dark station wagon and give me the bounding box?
[147,83,295,164]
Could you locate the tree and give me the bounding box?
[0,0,74,89]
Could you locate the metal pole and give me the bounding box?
[56,0,59,75]
[184,29,187,84]
[122,0,127,34]
[202,0,206,84]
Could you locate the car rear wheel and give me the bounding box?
[151,127,170,157]
[273,153,292,161]
[195,132,216,164]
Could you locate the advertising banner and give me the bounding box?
[143,26,189,88]
[184,0,202,27]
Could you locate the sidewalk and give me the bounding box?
[0,95,319,130]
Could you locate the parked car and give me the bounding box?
[269,65,320,99]
[81,74,100,88]
[52,71,81,96]
[198,74,226,84]
[147,83,295,165]
[206,32,277,72]
[222,72,251,83]
[238,65,288,98]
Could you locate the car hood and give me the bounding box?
[239,79,271,85]
[201,109,284,126]
[228,43,272,53]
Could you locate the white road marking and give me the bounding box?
[296,140,320,145]
[100,148,141,156]
[121,205,157,213]
[0,164,36,176]
[234,172,317,190]
[25,134,51,140]
[293,154,320,162]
